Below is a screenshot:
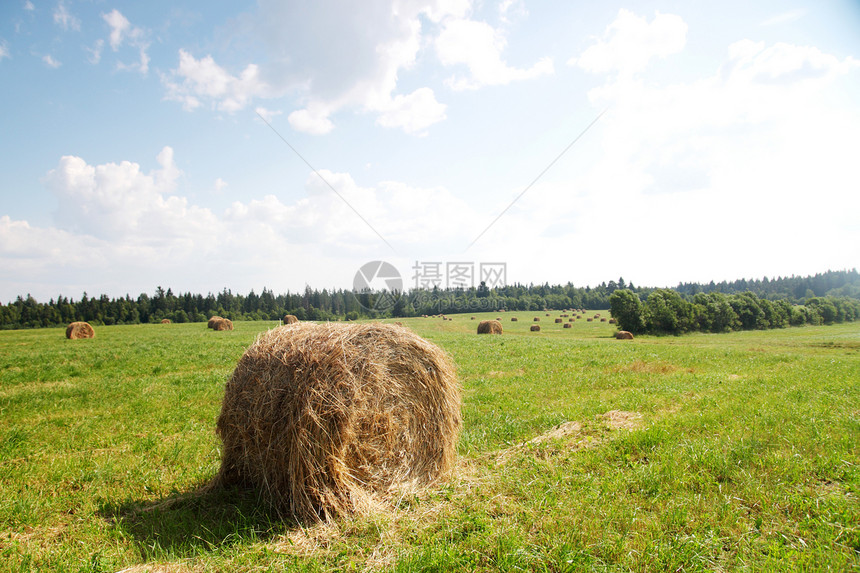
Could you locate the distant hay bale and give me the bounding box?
[609,318,617,324]
[561,314,569,318]
[65,322,94,339]
[394,321,403,326]
[575,315,581,319]
[530,325,541,332]
[545,313,550,316]
[477,320,503,335]
[511,317,518,322]
[161,319,171,324]
[554,318,563,323]
[533,317,540,322]
[208,316,223,329]
[563,323,572,329]
[569,318,574,322]
[284,315,299,325]
[615,331,634,340]
[471,317,476,320]
[587,318,593,322]
[600,318,607,322]
[214,322,461,521]
[213,318,234,331]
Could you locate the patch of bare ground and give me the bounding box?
[610,360,694,375]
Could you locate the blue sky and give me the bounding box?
[1,0,859,302]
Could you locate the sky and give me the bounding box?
[1,0,859,302]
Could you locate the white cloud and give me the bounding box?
[214,177,228,192]
[570,9,687,77]
[288,107,335,135]
[53,1,80,31]
[254,106,282,123]
[163,49,269,112]
[762,9,806,27]
[375,88,447,135]
[435,17,554,90]
[101,9,149,74]
[0,41,9,61]
[86,39,103,64]
[42,54,61,68]
[24,1,35,11]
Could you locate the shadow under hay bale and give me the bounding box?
[213,322,461,522]
[477,320,503,334]
[212,318,234,331]
[284,314,299,325]
[530,325,541,332]
[65,321,94,339]
[208,316,223,329]
[615,331,634,340]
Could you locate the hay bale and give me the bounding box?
[545,313,550,316]
[511,317,518,322]
[587,318,593,322]
[471,317,476,320]
[554,318,563,323]
[533,317,540,322]
[609,318,617,324]
[530,325,541,332]
[284,315,299,325]
[213,318,234,331]
[600,318,607,322]
[65,322,94,339]
[208,316,223,329]
[214,323,461,521]
[569,318,574,322]
[563,323,572,329]
[161,319,171,324]
[477,320,503,335]
[615,331,634,340]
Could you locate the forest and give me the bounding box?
[1,269,858,330]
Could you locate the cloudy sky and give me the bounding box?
[1,0,859,302]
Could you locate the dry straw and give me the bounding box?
[213,322,461,522]
[208,316,223,329]
[615,331,634,340]
[213,318,234,331]
[65,322,94,339]
[477,320,503,334]
[161,319,171,324]
[284,315,299,324]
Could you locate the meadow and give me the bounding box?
[0,312,858,571]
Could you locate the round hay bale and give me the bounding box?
[65,321,94,339]
[563,323,572,329]
[600,318,607,322]
[615,331,634,340]
[533,317,540,322]
[511,317,518,322]
[213,318,234,331]
[609,318,617,324]
[587,318,593,322]
[569,318,574,322]
[284,314,299,325]
[471,317,476,320]
[161,319,171,324]
[545,313,550,316]
[554,318,563,324]
[214,322,461,521]
[495,317,501,321]
[477,320,503,335]
[530,325,541,332]
[208,316,223,329]
[561,314,569,318]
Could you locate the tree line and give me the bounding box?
[610,289,860,335]
[1,269,857,330]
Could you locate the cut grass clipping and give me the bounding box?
[213,322,461,522]
[476,320,503,334]
[65,321,94,339]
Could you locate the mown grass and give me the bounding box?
[0,313,857,571]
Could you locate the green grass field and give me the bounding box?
[1,313,858,571]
